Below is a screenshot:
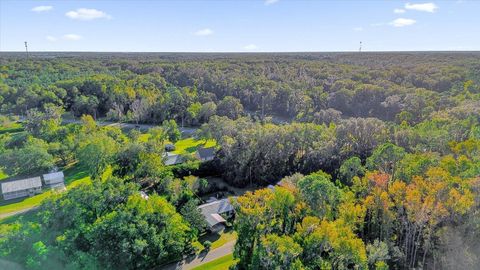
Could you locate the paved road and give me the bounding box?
[161,240,235,270]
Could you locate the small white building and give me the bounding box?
[164,152,184,166]
[42,171,65,189]
[1,177,42,200]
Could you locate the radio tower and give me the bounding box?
[24,41,29,59]
[359,41,362,52]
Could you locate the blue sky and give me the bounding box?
[1,0,479,52]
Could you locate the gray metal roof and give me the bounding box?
[198,198,234,227]
[1,177,42,193]
[164,153,184,166]
[43,171,64,183]
[196,147,216,159]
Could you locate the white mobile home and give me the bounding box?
[42,171,65,189]
[1,177,42,200]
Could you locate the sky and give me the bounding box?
[0,0,479,52]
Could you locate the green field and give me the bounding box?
[0,170,7,181]
[0,164,90,216]
[0,122,24,135]
[195,230,237,253]
[210,231,237,250]
[138,134,216,155]
[191,254,237,270]
[173,137,216,154]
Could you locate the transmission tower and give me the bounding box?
[24,41,29,59]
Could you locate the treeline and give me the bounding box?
[200,109,480,187]
[1,53,479,126]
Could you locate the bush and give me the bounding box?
[203,240,212,250]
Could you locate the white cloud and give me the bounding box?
[31,6,53,12]
[63,34,83,41]
[46,36,57,42]
[353,27,363,31]
[265,0,279,5]
[394,8,406,14]
[66,8,111,20]
[390,18,417,27]
[370,22,384,27]
[405,2,438,13]
[243,44,258,50]
[194,28,214,36]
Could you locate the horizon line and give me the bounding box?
[1,50,480,53]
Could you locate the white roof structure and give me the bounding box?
[140,191,149,200]
[164,152,184,166]
[198,198,234,227]
[1,177,42,193]
[43,171,64,184]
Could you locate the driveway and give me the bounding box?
[0,206,37,220]
[161,240,235,270]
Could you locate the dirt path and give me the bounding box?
[0,206,37,220]
[161,240,235,270]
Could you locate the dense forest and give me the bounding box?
[0,52,480,269]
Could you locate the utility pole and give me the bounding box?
[359,41,362,52]
[24,41,29,59]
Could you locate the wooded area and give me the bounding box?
[0,52,479,269]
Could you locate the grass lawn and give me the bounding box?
[196,229,237,253]
[0,122,24,135]
[173,137,216,154]
[0,164,91,216]
[191,254,237,270]
[138,134,216,155]
[210,231,237,250]
[0,191,53,214]
[192,240,204,253]
[0,170,7,181]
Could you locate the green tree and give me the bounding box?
[216,96,243,120]
[339,156,365,185]
[0,137,54,176]
[298,171,342,219]
[366,143,406,179]
[253,234,303,270]
[88,194,191,269]
[26,241,49,270]
[76,133,119,176]
[180,199,207,235]
[162,119,181,142]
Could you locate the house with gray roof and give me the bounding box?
[198,198,234,232]
[42,171,65,189]
[1,177,42,200]
[195,147,216,161]
[164,152,184,166]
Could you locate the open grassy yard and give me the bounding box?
[194,229,237,254]
[0,164,91,217]
[0,122,24,135]
[191,254,237,270]
[173,137,216,154]
[138,134,216,154]
[210,230,237,250]
[0,170,7,181]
